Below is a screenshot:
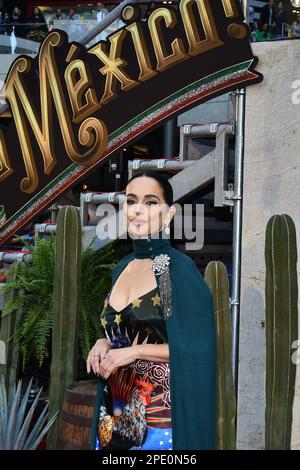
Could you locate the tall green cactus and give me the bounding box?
[0,261,22,398]
[47,206,82,449]
[265,214,298,449]
[204,261,236,450]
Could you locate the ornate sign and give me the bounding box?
[0,0,263,245]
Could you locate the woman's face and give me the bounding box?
[123,176,175,239]
[34,7,39,15]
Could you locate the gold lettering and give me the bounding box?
[89,29,138,105]
[148,8,189,72]
[0,129,13,183]
[5,31,108,194]
[180,0,223,56]
[126,22,157,82]
[221,0,240,18]
[5,56,55,194]
[65,59,99,123]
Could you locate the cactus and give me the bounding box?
[204,261,236,450]
[0,261,22,398]
[47,206,82,449]
[265,214,298,449]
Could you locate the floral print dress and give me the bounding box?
[95,286,173,450]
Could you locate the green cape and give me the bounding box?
[91,232,217,450]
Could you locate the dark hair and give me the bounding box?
[126,171,173,206]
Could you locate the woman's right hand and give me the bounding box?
[86,338,112,375]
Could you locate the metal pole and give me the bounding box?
[231,0,249,390]
[231,88,245,390]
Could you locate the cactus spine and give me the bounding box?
[265,214,298,449]
[205,261,236,449]
[47,206,82,449]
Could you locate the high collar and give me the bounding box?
[131,229,172,259]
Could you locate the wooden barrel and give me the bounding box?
[57,380,99,450]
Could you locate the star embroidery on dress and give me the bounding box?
[101,317,108,328]
[114,313,122,326]
[132,298,143,309]
[151,293,161,306]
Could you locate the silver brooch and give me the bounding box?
[151,254,173,320]
[151,254,170,275]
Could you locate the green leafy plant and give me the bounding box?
[0,237,55,368]
[0,375,58,449]
[0,261,24,399]
[0,235,131,368]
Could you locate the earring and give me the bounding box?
[164,224,170,236]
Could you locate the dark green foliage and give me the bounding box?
[0,261,23,397]
[0,235,131,369]
[0,237,55,368]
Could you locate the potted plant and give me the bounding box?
[0,235,131,379]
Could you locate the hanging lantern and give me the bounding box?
[291,0,300,7]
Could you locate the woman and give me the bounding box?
[291,14,300,37]
[87,171,217,450]
[26,7,48,43]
